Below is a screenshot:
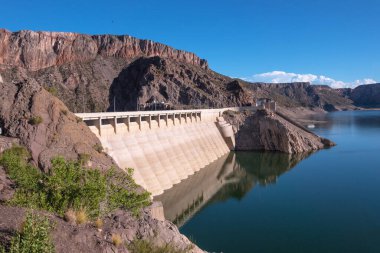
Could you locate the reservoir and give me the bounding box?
[155,110,380,253]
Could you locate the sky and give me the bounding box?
[1,0,379,88]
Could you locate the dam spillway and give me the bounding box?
[76,107,250,196]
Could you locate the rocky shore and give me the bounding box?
[224,109,335,153]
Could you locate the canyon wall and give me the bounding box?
[0,29,208,71]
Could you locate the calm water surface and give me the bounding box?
[156,111,380,253]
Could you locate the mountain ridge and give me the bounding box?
[0,29,208,71]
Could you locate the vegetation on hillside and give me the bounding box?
[0,212,54,253]
[0,146,151,219]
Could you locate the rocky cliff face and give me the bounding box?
[0,29,208,71]
[109,57,251,111]
[27,56,252,113]
[224,109,335,153]
[0,68,115,171]
[350,83,380,107]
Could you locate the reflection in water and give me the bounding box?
[155,151,310,227]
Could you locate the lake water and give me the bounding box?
[155,110,380,253]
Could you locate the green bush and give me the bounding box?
[0,146,151,219]
[8,212,54,253]
[28,116,43,125]
[128,239,191,253]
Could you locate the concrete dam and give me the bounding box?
[76,107,251,196]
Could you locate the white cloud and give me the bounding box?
[242,71,377,89]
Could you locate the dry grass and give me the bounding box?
[111,233,123,247]
[64,209,76,224]
[75,209,88,224]
[95,218,103,229]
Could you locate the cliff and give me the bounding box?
[0,29,208,71]
[350,83,380,107]
[109,57,251,111]
[224,109,335,153]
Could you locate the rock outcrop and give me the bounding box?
[349,83,380,107]
[0,206,202,253]
[0,29,208,71]
[0,68,115,171]
[224,109,335,153]
[109,56,252,111]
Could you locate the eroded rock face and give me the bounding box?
[0,206,202,253]
[224,110,335,153]
[350,83,380,107]
[109,56,252,111]
[0,68,115,171]
[0,29,208,71]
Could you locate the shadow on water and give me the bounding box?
[155,151,311,227]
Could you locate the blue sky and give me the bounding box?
[1,0,379,87]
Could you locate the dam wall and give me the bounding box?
[76,107,254,196]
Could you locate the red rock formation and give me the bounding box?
[0,29,208,71]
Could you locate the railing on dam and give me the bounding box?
[75,106,255,136]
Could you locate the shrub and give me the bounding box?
[8,212,54,253]
[78,153,91,165]
[111,234,123,247]
[64,209,76,224]
[105,168,151,216]
[28,116,43,125]
[61,109,68,116]
[75,209,88,224]
[0,148,151,219]
[75,117,83,123]
[94,218,103,229]
[0,146,40,192]
[128,239,190,253]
